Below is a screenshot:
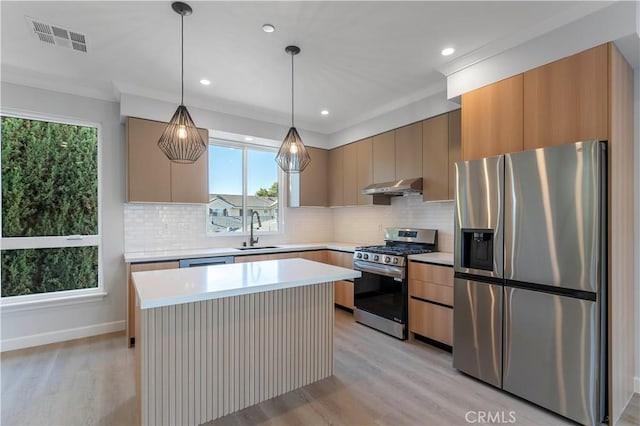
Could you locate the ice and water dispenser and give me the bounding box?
[461,229,494,271]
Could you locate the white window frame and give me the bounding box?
[0,110,104,308]
[206,139,283,236]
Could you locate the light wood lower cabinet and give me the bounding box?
[335,280,354,309]
[234,250,328,263]
[409,298,453,346]
[127,261,179,345]
[408,261,453,346]
[410,280,453,306]
[326,250,355,310]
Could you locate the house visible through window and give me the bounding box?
[207,141,280,234]
[1,115,101,299]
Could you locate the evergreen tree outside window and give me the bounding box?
[1,114,101,300]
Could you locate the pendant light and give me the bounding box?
[276,45,311,173]
[158,1,207,164]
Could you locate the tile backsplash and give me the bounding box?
[332,195,454,252]
[123,204,333,252]
[124,195,454,253]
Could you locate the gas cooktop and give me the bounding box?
[353,228,438,267]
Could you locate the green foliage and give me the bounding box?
[255,181,278,197]
[1,116,99,297]
[1,116,98,237]
[1,247,98,297]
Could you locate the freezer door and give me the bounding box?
[504,140,604,293]
[503,286,599,426]
[454,155,504,278]
[452,278,502,388]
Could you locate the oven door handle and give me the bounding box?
[353,260,404,280]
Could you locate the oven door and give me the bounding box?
[353,261,407,325]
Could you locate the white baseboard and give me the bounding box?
[0,320,125,352]
[635,376,640,394]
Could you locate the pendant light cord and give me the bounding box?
[181,13,184,106]
[291,52,294,127]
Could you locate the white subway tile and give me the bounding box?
[124,196,454,253]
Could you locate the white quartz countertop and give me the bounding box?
[124,242,358,263]
[407,252,453,266]
[133,258,361,309]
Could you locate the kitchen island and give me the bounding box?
[133,258,360,426]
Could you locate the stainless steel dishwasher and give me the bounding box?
[178,256,234,268]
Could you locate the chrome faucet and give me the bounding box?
[249,211,262,247]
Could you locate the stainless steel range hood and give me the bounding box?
[362,177,423,196]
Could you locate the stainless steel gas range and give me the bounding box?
[353,227,437,340]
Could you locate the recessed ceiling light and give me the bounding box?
[200,79,211,86]
[262,24,275,33]
[441,47,455,56]
[320,109,329,116]
[244,136,253,141]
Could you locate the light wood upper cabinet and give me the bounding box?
[127,117,172,202]
[447,109,461,200]
[127,117,209,203]
[356,138,373,205]
[421,110,461,202]
[298,146,328,207]
[328,146,344,207]
[461,74,524,161]
[523,44,608,150]
[372,130,395,183]
[422,114,449,201]
[395,122,423,180]
[342,143,358,206]
[171,136,208,203]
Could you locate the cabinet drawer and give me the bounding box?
[408,262,453,287]
[409,298,453,346]
[409,279,453,306]
[327,250,354,269]
[334,280,354,309]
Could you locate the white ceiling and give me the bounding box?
[0,1,612,134]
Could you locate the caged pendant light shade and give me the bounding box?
[276,45,311,173]
[158,2,207,164]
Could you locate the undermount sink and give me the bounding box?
[235,246,279,251]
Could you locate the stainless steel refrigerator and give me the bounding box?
[453,140,607,426]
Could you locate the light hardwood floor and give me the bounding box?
[1,309,637,425]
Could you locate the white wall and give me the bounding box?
[328,90,459,149]
[446,1,639,98]
[634,66,640,393]
[0,83,126,350]
[120,93,330,149]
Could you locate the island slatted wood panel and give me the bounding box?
[136,282,334,426]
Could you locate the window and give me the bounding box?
[207,141,281,234]
[1,115,101,300]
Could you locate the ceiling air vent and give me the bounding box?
[25,16,88,53]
